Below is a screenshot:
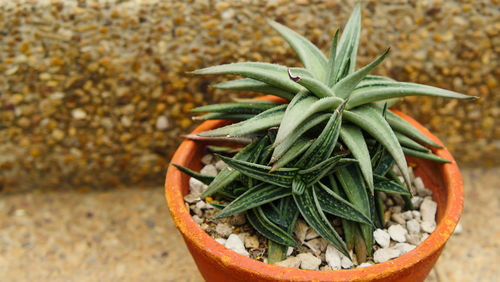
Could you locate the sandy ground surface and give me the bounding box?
[1,167,498,282]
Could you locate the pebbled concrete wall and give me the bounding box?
[0,0,498,192]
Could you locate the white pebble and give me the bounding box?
[215,238,226,246]
[406,219,421,234]
[189,177,207,195]
[305,238,326,255]
[192,215,203,225]
[420,198,437,223]
[200,164,217,176]
[411,196,423,209]
[297,253,322,270]
[305,228,320,240]
[325,244,342,270]
[357,262,374,268]
[421,221,436,233]
[373,248,401,263]
[286,247,294,256]
[275,256,301,268]
[183,193,200,204]
[293,220,309,243]
[420,233,429,243]
[453,222,463,235]
[406,233,421,245]
[401,211,413,220]
[215,223,233,238]
[72,108,87,119]
[374,229,391,248]
[391,213,406,225]
[215,159,227,170]
[201,154,213,165]
[394,243,416,255]
[225,234,249,257]
[195,201,208,210]
[412,210,421,220]
[388,224,408,243]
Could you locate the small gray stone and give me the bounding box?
[305,238,327,255]
[374,229,391,248]
[411,196,423,209]
[391,206,402,214]
[406,233,421,245]
[305,228,320,240]
[200,164,217,176]
[388,224,407,243]
[341,255,354,269]
[156,116,169,130]
[406,219,421,234]
[275,256,301,268]
[297,253,321,270]
[189,177,207,195]
[293,220,309,243]
[392,195,406,207]
[215,159,226,170]
[421,221,436,233]
[192,215,203,225]
[193,207,202,217]
[420,198,437,223]
[394,243,416,255]
[412,210,421,220]
[320,265,332,271]
[183,193,200,204]
[195,201,208,210]
[244,235,259,249]
[225,234,249,257]
[414,177,432,196]
[420,233,429,243]
[201,154,213,165]
[325,244,342,270]
[286,247,294,256]
[357,262,374,268]
[230,213,247,226]
[215,238,226,246]
[373,248,401,263]
[391,213,406,225]
[401,211,413,220]
[215,223,233,238]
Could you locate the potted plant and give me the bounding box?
[166,3,474,281]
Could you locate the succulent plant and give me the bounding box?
[173,3,475,263]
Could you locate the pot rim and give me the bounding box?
[165,101,463,280]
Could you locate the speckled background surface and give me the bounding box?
[1,0,498,192]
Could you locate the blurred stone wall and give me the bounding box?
[0,0,498,193]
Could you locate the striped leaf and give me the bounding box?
[214,183,292,219]
[375,192,386,226]
[292,177,306,195]
[372,149,395,176]
[268,20,328,81]
[288,68,336,98]
[343,104,412,191]
[279,196,300,234]
[218,155,298,188]
[339,125,374,193]
[271,137,312,172]
[332,2,361,83]
[270,113,330,166]
[198,104,286,137]
[326,29,340,87]
[333,48,389,99]
[201,137,267,198]
[316,182,372,225]
[261,203,287,229]
[191,101,280,114]
[171,164,214,185]
[274,96,343,148]
[298,154,350,185]
[192,62,309,94]
[293,187,350,257]
[347,80,476,108]
[336,165,373,254]
[246,207,300,248]
[296,101,346,168]
[395,131,430,152]
[403,147,451,163]
[213,78,295,100]
[374,174,410,195]
[210,203,227,210]
[367,189,382,229]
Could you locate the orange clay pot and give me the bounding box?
[165,96,463,282]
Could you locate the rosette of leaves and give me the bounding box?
[173,3,475,263]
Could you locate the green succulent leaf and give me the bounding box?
[293,187,350,257]
[292,177,306,195]
[395,131,430,152]
[384,109,442,148]
[373,174,411,195]
[332,2,361,83]
[288,68,336,99]
[171,164,214,185]
[201,137,267,198]
[296,101,346,168]
[198,104,287,137]
[343,104,412,191]
[339,125,374,193]
[213,78,295,101]
[191,101,280,114]
[218,154,298,188]
[271,137,312,171]
[326,29,340,87]
[372,149,395,176]
[333,48,389,99]
[192,62,309,94]
[268,240,287,264]
[316,182,372,225]
[268,20,328,81]
[214,183,292,219]
[246,207,300,248]
[347,81,476,109]
[403,147,451,163]
[298,155,351,185]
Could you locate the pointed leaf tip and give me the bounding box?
[288,68,301,82]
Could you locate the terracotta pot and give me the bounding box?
[165,97,463,282]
